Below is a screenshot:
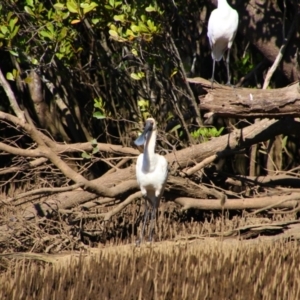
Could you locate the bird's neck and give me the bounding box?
[144,130,157,166]
[218,0,230,9]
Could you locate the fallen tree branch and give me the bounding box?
[103,191,142,221]
[175,192,300,210]
[181,154,217,177]
[225,174,300,188]
[166,117,300,172]
[21,179,139,220]
[0,158,48,176]
[2,183,84,206]
[188,78,300,118]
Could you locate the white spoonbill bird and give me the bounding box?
[207,0,239,87]
[134,118,168,244]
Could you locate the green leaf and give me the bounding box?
[145,5,156,12]
[66,1,78,13]
[282,136,288,148]
[46,22,54,34]
[62,11,70,19]
[104,5,113,10]
[170,69,178,78]
[24,6,34,16]
[81,152,91,159]
[82,2,98,14]
[7,12,13,22]
[137,99,149,109]
[10,25,19,39]
[114,1,122,8]
[9,18,18,32]
[109,0,115,8]
[9,50,18,56]
[92,146,99,154]
[0,26,8,35]
[26,0,34,7]
[6,72,14,81]
[54,3,65,10]
[137,22,148,33]
[39,30,52,39]
[169,124,181,133]
[109,29,119,38]
[91,18,100,25]
[90,138,98,146]
[113,14,125,22]
[130,24,140,33]
[131,48,138,56]
[109,24,117,31]
[31,58,39,65]
[93,111,106,119]
[55,53,64,60]
[130,72,145,80]
[58,27,67,40]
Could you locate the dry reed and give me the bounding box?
[1,240,299,300]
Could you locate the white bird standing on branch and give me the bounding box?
[207,0,239,87]
[134,118,168,244]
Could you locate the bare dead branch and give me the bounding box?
[103,191,142,221]
[263,13,298,89]
[175,193,300,210]
[2,183,84,206]
[0,67,25,122]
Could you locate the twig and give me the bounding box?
[168,33,203,126]
[103,157,131,176]
[103,191,142,221]
[0,67,26,122]
[246,194,300,216]
[181,154,217,177]
[262,14,297,89]
[2,183,84,205]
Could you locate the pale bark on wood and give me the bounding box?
[175,193,300,211]
[188,78,300,118]
[225,174,300,189]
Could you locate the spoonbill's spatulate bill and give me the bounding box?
[134,118,168,244]
[207,0,239,87]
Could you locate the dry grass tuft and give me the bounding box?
[1,240,300,300]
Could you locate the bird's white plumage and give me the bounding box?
[207,0,238,85]
[134,118,168,243]
[136,152,168,207]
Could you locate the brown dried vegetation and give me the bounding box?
[0,0,300,296]
[1,240,300,300]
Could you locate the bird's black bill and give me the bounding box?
[134,121,153,146]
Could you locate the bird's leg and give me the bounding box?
[211,59,216,88]
[226,49,232,86]
[148,205,157,242]
[136,197,149,245]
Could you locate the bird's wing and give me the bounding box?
[228,10,239,46]
[159,156,168,178]
[207,9,218,46]
[135,154,143,185]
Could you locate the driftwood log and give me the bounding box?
[187,78,300,118]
